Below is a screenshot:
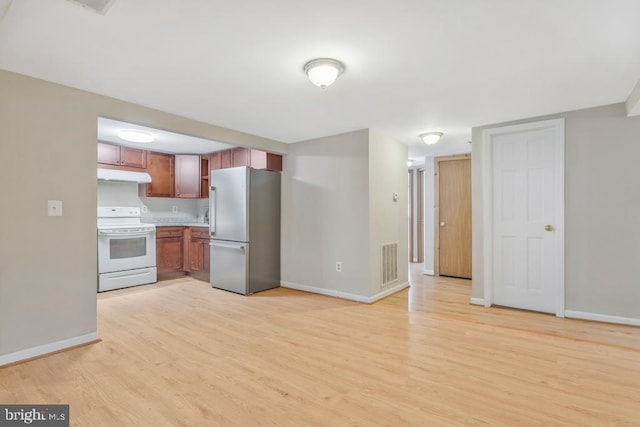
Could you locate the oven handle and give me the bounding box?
[98,230,155,238]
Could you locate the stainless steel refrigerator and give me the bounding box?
[209,167,281,295]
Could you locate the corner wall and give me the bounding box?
[281,130,371,299]
[472,103,640,319]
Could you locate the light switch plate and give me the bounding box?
[48,200,63,216]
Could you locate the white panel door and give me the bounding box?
[488,120,563,314]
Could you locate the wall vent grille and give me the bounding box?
[381,242,398,286]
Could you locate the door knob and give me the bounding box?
[544,225,554,231]
[440,222,446,227]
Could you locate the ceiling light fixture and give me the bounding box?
[303,58,345,89]
[407,159,414,167]
[419,132,443,145]
[117,129,155,143]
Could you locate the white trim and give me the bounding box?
[481,118,565,316]
[281,281,409,304]
[423,269,435,275]
[0,332,98,367]
[470,298,485,306]
[565,310,640,327]
[369,281,410,303]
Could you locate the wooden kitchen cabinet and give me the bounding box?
[208,148,283,173]
[145,152,174,197]
[175,155,201,198]
[231,147,250,167]
[250,149,283,171]
[183,227,210,281]
[156,227,184,274]
[200,156,209,198]
[97,142,147,169]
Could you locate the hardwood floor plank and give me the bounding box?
[1,265,639,426]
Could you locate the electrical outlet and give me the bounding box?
[141,205,148,213]
[172,206,178,213]
[336,262,343,272]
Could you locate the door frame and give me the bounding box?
[434,153,471,276]
[481,118,565,316]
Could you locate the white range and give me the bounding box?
[97,206,157,292]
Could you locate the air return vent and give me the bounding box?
[381,242,398,286]
[67,0,115,15]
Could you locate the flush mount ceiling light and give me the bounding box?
[419,132,443,145]
[117,129,155,143]
[303,58,345,89]
[407,159,414,167]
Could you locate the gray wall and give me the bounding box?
[0,69,287,358]
[422,157,435,274]
[281,129,409,300]
[281,130,371,297]
[472,103,640,318]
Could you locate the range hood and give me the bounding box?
[97,168,152,184]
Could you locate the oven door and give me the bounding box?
[98,228,156,274]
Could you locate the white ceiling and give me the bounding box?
[98,117,235,154]
[1,0,639,165]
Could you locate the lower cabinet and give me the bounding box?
[187,227,210,281]
[157,226,210,281]
[156,227,184,274]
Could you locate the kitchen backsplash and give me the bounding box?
[98,181,209,224]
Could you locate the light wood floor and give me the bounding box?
[1,265,640,426]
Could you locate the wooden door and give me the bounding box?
[189,239,204,272]
[146,152,174,197]
[437,156,471,278]
[231,148,250,167]
[120,147,147,169]
[220,150,232,169]
[97,142,120,165]
[488,119,564,314]
[175,155,201,198]
[157,237,184,273]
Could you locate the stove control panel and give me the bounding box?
[97,206,141,218]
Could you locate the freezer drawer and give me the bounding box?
[210,240,248,295]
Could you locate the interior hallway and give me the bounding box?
[1,266,639,425]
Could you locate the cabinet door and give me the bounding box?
[231,148,250,167]
[146,152,174,197]
[157,237,183,273]
[175,155,201,198]
[220,150,232,169]
[189,239,204,272]
[120,147,147,169]
[97,142,121,165]
[210,152,222,170]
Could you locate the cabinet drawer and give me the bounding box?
[157,227,184,238]
[190,227,210,239]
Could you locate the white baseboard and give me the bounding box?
[369,281,410,303]
[281,281,410,304]
[564,310,640,327]
[0,332,98,367]
[423,269,435,275]
[470,297,485,306]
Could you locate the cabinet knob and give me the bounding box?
[545,225,554,232]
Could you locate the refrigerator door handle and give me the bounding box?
[210,186,216,236]
[209,241,246,251]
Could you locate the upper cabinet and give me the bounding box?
[145,152,174,197]
[97,142,147,170]
[175,155,201,199]
[210,148,282,172]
